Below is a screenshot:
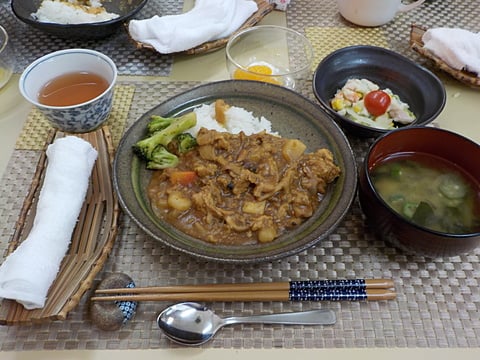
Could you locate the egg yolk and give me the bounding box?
[233,65,281,85]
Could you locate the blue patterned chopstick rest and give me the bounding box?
[115,281,138,324]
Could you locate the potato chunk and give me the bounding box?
[167,191,192,211]
[258,227,277,243]
[242,200,266,215]
[282,139,307,162]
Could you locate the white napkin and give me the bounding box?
[0,136,97,310]
[128,0,258,53]
[422,28,480,76]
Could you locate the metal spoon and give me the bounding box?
[157,302,336,345]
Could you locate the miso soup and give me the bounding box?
[371,153,480,234]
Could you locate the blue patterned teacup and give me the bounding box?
[19,49,117,133]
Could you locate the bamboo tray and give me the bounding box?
[130,0,275,55]
[410,24,480,88]
[0,127,119,325]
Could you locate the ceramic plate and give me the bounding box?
[114,80,358,263]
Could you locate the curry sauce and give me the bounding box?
[147,128,341,245]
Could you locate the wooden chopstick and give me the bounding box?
[91,279,396,302]
[94,279,395,295]
[90,288,396,302]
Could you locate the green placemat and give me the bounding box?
[305,27,389,66]
[15,85,136,151]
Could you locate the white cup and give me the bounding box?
[19,49,117,133]
[337,0,425,27]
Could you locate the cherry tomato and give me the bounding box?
[364,90,391,116]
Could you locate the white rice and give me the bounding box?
[33,0,119,24]
[188,103,278,137]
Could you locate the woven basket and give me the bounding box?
[410,24,480,88]
[129,0,275,55]
[0,127,119,325]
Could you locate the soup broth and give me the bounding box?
[38,71,109,107]
[371,153,480,234]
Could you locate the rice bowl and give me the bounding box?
[33,0,120,24]
[12,0,148,39]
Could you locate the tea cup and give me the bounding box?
[19,49,117,133]
[337,0,425,27]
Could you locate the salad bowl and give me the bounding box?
[313,45,446,138]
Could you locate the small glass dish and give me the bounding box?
[226,25,314,90]
[0,25,14,90]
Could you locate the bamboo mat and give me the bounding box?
[0,0,480,352]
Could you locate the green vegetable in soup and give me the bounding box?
[438,173,467,199]
[403,202,419,219]
[371,156,480,234]
[411,201,434,226]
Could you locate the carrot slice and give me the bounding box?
[169,171,197,185]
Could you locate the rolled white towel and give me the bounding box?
[0,136,97,310]
[128,0,258,54]
[422,27,480,76]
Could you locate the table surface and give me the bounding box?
[1,0,480,358]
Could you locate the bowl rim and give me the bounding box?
[363,126,480,238]
[0,25,8,53]
[312,45,447,135]
[11,0,149,29]
[19,48,118,110]
[225,25,314,77]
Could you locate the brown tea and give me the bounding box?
[38,71,109,107]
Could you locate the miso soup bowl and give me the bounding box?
[358,127,480,258]
[19,49,117,133]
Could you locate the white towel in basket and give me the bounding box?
[0,136,97,310]
[128,0,258,53]
[422,27,480,75]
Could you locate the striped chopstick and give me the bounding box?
[91,279,396,302]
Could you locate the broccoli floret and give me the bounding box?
[146,146,179,170]
[133,111,197,166]
[175,133,198,153]
[147,115,176,135]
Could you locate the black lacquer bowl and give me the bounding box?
[359,127,480,257]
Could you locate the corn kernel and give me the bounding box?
[331,98,344,111]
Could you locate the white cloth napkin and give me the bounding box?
[0,136,97,310]
[422,27,480,76]
[128,0,258,54]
